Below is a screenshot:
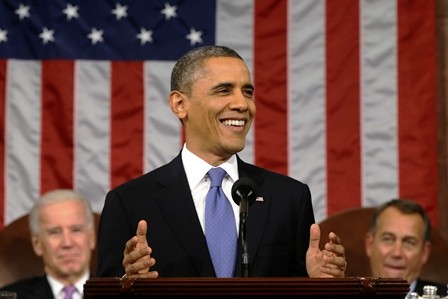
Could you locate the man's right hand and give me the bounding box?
[122,220,158,278]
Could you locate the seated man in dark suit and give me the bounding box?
[365,198,447,297]
[0,189,96,299]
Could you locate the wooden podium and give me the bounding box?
[84,277,409,298]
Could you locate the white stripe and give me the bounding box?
[5,60,42,224]
[360,0,398,207]
[216,0,255,164]
[289,0,327,222]
[74,61,111,213]
[144,60,181,172]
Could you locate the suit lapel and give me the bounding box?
[154,155,215,276]
[153,154,272,277]
[38,276,55,298]
[235,158,271,276]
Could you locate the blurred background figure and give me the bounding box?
[365,198,447,297]
[0,189,96,299]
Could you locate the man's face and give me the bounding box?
[175,56,256,164]
[32,200,95,281]
[365,207,430,283]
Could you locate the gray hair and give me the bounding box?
[170,45,244,96]
[369,198,432,242]
[28,189,94,235]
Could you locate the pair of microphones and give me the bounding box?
[231,177,259,278]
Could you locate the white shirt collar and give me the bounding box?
[47,271,89,299]
[181,144,239,188]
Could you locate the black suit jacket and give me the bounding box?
[0,275,53,299]
[96,153,315,278]
[414,278,447,296]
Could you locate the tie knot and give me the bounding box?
[208,167,226,187]
[63,285,76,299]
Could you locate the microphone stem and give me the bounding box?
[240,196,249,277]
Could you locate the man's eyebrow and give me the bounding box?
[210,82,254,91]
[210,82,234,91]
[402,235,419,242]
[242,83,254,91]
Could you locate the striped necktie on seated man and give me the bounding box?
[63,285,76,299]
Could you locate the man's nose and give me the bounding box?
[61,230,74,246]
[230,91,249,111]
[390,242,404,256]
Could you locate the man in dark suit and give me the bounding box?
[96,45,347,279]
[365,198,447,297]
[0,189,96,299]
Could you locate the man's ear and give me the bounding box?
[421,240,431,265]
[364,232,373,257]
[31,235,43,257]
[169,91,187,121]
[90,226,96,250]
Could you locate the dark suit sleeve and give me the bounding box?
[96,189,135,277]
[0,276,54,299]
[292,183,314,276]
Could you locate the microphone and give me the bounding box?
[231,177,259,278]
[231,177,258,215]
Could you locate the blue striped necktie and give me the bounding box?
[204,167,237,277]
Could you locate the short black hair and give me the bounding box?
[170,45,243,95]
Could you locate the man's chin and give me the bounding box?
[225,141,245,155]
[383,269,406,279]
[59,263,83,275]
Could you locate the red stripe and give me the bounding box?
[40,60,75,194]
[397,0,438,226]
[0,60,6,228]
[110,61,144,188]
[253,0,288,175]
[325,0,361,215]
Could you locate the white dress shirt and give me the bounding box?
[181,144,240,233]
[47,271,89,299]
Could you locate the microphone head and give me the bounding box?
[231,177,259,205]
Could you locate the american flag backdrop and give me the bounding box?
[0,0,439,229]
